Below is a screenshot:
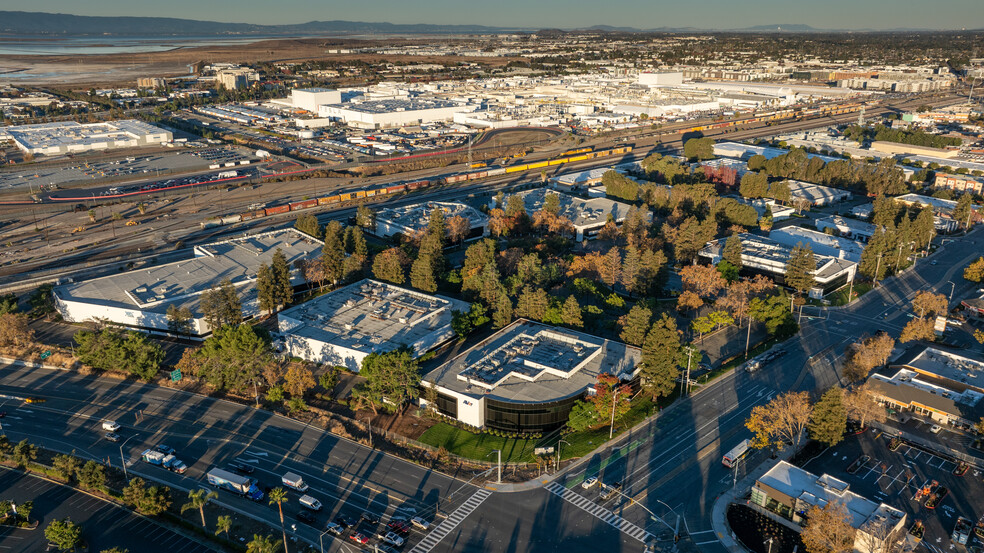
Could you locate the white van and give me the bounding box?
[102,421,120,432]
[299,495,322,511]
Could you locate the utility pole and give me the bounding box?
[874,253,883,288]
[609,386,620,440]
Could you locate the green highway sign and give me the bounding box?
[170,369,182,382]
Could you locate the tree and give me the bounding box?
[268,487,289,553]
[717,260,739,283]
[722,234,743,270]
[45,518,82,551]
[640,314,682,402]
[809,387,847,447]
[844,383,886,429]
[844,333,895,383]
[690,316,715,342]
[246,534,278,553]
[543,191,561,215]
[139,485,172,515]
[619,305,652,346]
[356,205,376,231]
[12,439,37,468]
[0,313,34,347]
[759,204,773,231]
[911,290,947,319]
[739,172,769,199]
[73,327,163,381]
[447,215,471,245]
[601,170,639,202]
[900,318,936,343]
[410,254,438,293]
[965,257,984,283]
[492,292,513,329]
[52,452,81,482]
[0,294,18,315]
[745,392,812,451]
[975,328,984,345]
[680,264,726,301]
[321,221,345,286]
[749,293,797,338]
[683,137,715,161]
[122,478,148,508]
[785,243,817,295]
[293,212,322,239]
[676,290,703,316]
[283,363,315,398]
[165,305,193,335]
[194,324,273,393]
[181,488,218,529]
[76,460,106,490]
[801,501,856,553]
[199,279,242,330]
[270,248,293,308]
[515,287,549,321]
[561,296,583,328]
[215,515,233,538]
[28,284,54,317]
[356,348,421,414]
[256,263,277,315]
[372,247,408,284]
[594,373,632,433]
[953,192,974,229]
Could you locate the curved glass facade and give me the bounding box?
[485,395,583,433]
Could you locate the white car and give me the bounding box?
[930,424,943,434]
[582,476,598,489]
[411,516,430,530]
[381,532,404,547]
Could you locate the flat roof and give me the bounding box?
[1,119,169,150]
[55,228,322,316]
[769,226,864,262]
[375,201,487,235]
[425,319,641,404]
[784,179,852,203]
[701,232,854,281]
[514,188,634,228]
[278,279,468,353]
[892,346,984,394]
[293,88,337,94]
[551,167,612,187]
[816,215,878,235]
[326,98,463,114]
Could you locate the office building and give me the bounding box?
[373,201,488,241]
[934,173,984,195]
[815,216,878,242]
[318,99,476,129]
[0,120,172,156]
[291,88,342,113]
[508,188,641,241]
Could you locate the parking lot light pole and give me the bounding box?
[119,434,137,482]
[319,529,330,553]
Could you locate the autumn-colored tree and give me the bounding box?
[680,264,726,300]
[844,383,887,429]
[745,391,812,451]
[0,313,34,347]
[284,363,316,398]
[372,247,409,284]
[447,215,471,245]
[964,256,984,283]
[801,502,856,553]
[976,328,984,345]
[911,290,947,318]
[488,208,509,237]
[843,333,895,383]
[676,290,703,316]
[568,251,603,281]
[900,317,936,343]
[600,248,621,288]
[597,221,620,242]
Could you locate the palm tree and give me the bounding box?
[268,487,289,553]
[214,515,232,538]
[181,488,218,528]
[246,534,277,553]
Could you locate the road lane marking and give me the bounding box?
[409,489,492,553]
[545,482,655,544]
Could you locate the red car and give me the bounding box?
[388,520,411,535]
[349,532,369,545]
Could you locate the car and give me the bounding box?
[601,481,623,500]
[360,512,380,525]
[325,522,344,536]
[334,515,355,529]
[348,532,369,545]
[228,461,254,474]
[410,516,430,531]
[387,520,411,535]
[931,260,938,265]
[104,432,121,442]
[930,424,943,434]
[380,532,405,547]
[155,444,176,455]
[582,476,598,489]
[375,546,400,553]
[296,511,316,525]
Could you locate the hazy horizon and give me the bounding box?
[9,0,984,31]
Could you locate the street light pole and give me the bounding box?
[319,529,330,553]
[487,450,502,484]
[556,439,570,472]
[609,386,619,440]
[946,280,956,304]
[363,416,373,448]
[119,434,137,482]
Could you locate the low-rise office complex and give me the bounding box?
[769,226,865,263]
[510,188,639,241]
[54,229,322,337]
[421,320,642,433]
[0,120,172,156]
[278,279,468,370]
[815,215,879,242]
[372,201,488,241]
[784,179,852,207]
[753,461,907,553]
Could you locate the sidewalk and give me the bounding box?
[708,447,796,553]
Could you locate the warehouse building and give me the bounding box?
[373,201,488,241]
[291,88,342,113]
[638,71,684,87]
[0,120,172,156]
[713,141,841,163]
[816,215,879,242]
[752,461,907,553]
[318,99,476,129]
[866,346,984,430]
[784,179,852,206]
[700,233,857,296]
[509,188,640,241]
[421,320,642,433]
[54,229,322,337]
[278,279,468,370]
[769,226,865,262]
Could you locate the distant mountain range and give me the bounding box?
[0,11,966,37]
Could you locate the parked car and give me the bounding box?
[930,424,943,434]
[155,444,176,455]
[380,532,405,547]
[360,512,380,525]
[334,515,355,529]
[104,432,121,442]
[325,522,344,536]
[387,520,410,535]
[348,532,369,545]
[410,516,430,530]
[228,461,254,474]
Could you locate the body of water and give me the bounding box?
[0,35,291,56]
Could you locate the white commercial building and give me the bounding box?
[816,215,879,242]
[291,88,342,113]
[421,319,642,433]
[373,201,488,241]
[508,188,640,241]
[784,179,852,206]
[277,279,468,370]
[318,99,476,129]
[53,229,322,337]
[713,141,842,163]
[637,72,684,87]
[1,120,172,156]
[769,226,865,263]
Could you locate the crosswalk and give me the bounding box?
[545,481,655,543]
[409,488,493,553]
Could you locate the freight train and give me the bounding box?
[200,145,634,229]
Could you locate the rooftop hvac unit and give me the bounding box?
[398,317,407,324]
[344,323,353,330]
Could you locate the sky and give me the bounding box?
[13,0,984,30]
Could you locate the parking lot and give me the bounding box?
[800,431,983,553]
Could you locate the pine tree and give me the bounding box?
[620,245,642,296]
[809,387,847,447]
[492,292,513,329]
[562,295,583,328]
[372,248,406,284]
[515,287,548,321]
[954,193,974,229]
[723,234,743,270]
[410,254,437,292]
[271,248,292,308]
[600,247,621,288]
[427,207,447,244]
[640,314,681,401]
[293,213,322,239]
[785,243,817,295]
[620,305,652,346]
[759,205,773,231]
[321,221,345,286]
[256,263,276,314]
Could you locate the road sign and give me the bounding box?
[39,350,51,360]
[170,369,182,382]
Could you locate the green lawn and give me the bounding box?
[825,282,873,306]
[417,423,542,463]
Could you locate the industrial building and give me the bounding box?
[509,188,639,241]
[54,229,322,337]
[752,461,907,553]
[372,201,489,241]
[637,71,684,87]
[0,120,172,156]
[421,320,642,433]
[713,141,841,163]
[700,233,857,296]
[277,279,468,370]
[784,179,853,207]
[815,215,879,242]
[853,199,960,233]
[769,226,865,262]
[318,99,476,129]
[869,140,960,159]
[291,88,342,113]
[934,173,984,195]
[866,346,984,430]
